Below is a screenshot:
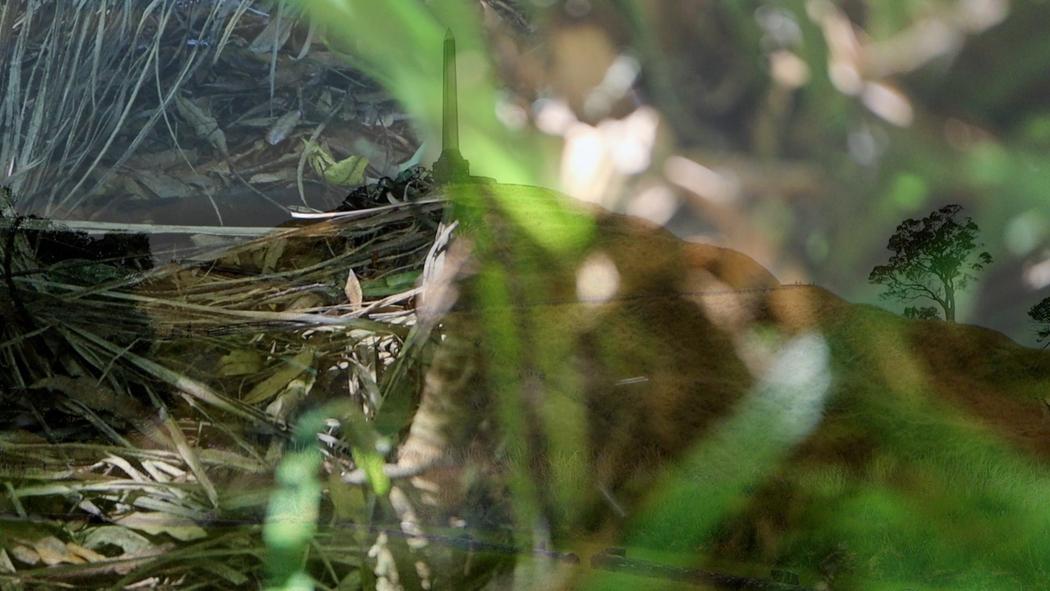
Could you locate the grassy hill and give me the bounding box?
[611,282,1050,589]
[433,186,1050,589]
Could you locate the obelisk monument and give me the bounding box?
[432,29,471,183]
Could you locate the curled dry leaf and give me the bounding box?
[345,268,363,307]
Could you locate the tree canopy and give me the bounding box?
[1028,298,1050,346]
[869,204,992,322]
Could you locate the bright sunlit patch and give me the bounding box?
[664,156,740,204]
[607,107,658,175]
[495,95,528,130]
[813,0,863,95]
[576,251,620,304]
[1005,210,1046,256]
[862,82,914,127]
[755,6,802,48]
[534,98,577,135]
[560,108,659,203]
[848,127,883,166]
[769,50,810,88]
[584,53,641,118]
[1024,257,1050,290]
[959,0,1009,30]
[829,61,863,95]
[561,123,609,202]
[626,184,679,226]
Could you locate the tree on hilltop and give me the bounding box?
[869,204,992,323]
[1028,298,1050,347]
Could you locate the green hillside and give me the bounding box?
[590,284,1050,589]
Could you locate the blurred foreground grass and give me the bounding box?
[255,1,1050,590]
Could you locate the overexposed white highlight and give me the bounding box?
[626,185,679,226]
[560,107,659,203]
[576,251,621,304]
[664,156,740,205]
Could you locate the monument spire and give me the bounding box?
[442,28,459,152]
[433,28,470,183]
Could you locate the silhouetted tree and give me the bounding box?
[1028,298,1050,347]
[869,204,992,322]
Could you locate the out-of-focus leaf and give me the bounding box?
[264,411,324,587]
[327,471,368,521]
[336,569,363,591]
[339,402,391,496]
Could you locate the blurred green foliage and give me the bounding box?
[274,1,1050,589]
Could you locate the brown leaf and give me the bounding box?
[345,268,363,307]
[32,536,71,566]
[65,543,107,563]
